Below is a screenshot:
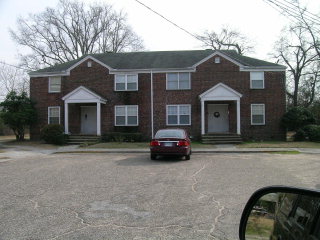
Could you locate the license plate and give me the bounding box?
[163,142,173,147]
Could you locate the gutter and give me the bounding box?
[150,70,154,138]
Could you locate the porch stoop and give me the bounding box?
[202,133,242,144]
[67,135,101,145]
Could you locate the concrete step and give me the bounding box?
[67,135,100,145]
[202,134,242,144]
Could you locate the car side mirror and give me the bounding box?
[239,186,320,240]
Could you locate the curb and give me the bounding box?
[53,149,301,154]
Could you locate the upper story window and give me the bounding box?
[49,76,61,93]
[251,104,265,125]
[115,105,138,126]
[48,106,60,124]
[166,73,191,90]
[115,74,138,91]
[250,72,264,89]
[167,105,191,125]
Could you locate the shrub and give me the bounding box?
[281,107,315,131]
[306,125,320,142]
[293,129,306,141]
[101,132,144,142]
[40,124,68,145]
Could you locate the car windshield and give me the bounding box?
[155,129,185,139]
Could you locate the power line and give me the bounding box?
[272,0,320,24]
[280,0,320,21]
[264,0,320,25]
[133,0,203,42]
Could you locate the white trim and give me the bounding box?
[48,76,61,93]
[251,104,265,125]
[166,72,191,90]
[64,103,69,134]
[237,100,241,134]
[166,104,191,126]
[62,86,107,104]
[114,74,138,91]
[48,106,60,124]
[114,105,139,126]
[199,82,243,99]
[250,72,265,89]
[240,67,286,72]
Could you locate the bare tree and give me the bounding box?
[272,26,318,107]
[299,62,320,107]
[196,26,254,55]
[0,62,29,98]
[10,0,144,70]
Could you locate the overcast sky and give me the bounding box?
[0,0,319,65]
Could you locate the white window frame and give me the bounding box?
[114,105,139,126]
[166,104,191,126]
[114,74,138,91]
[250,72,265,89]
[48,106,60,124]
[166,72,191,90]
[251,104,265,125]
[48,76,62,93]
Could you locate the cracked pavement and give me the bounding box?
[0,150,319,240]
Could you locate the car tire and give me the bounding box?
[151,154,157,160]
[185,154,191,160]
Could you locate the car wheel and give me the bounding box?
[185,155,190,160]
[151,154,157,160]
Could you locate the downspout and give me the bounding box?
[150,70,154,138]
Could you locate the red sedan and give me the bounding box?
[150,129,191,160]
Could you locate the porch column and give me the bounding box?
[97,102,101,136]
[201,100,205,135]
[237,100,241,134]
[64,102,69,134]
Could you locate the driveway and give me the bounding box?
[0,150,319,240]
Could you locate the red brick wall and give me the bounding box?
[30,56,286,141]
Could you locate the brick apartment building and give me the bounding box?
[29,49,286,141]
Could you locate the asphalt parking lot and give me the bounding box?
[0,150,319,240]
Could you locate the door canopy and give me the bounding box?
[199,83,242,101]
[62,86,107,104]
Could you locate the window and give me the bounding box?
[167,105,191,125]
[115,74,138,91]
[166,73,191,90]
[48,107,60,124]
[250,72,264,89]
[49,76,61,93]
[115,105,138,126]
[251,104,265,125]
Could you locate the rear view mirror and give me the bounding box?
[239,186,320,240]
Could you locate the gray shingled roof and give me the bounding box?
[30,50,285,75]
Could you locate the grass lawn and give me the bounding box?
[238,141,320,148]
[86,141,216,149]
[0,135,58,149]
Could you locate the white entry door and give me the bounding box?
[81,106,97,135]
[208,104,229,133]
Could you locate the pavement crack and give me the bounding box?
[191,164,206,193]
[209,197,226,237]
[190,163,226,239]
